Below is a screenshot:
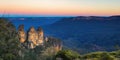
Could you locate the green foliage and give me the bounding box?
[82,51,117,60]
[109,50,120,58]
[99,53,114,60]
[56,50,81,60]
[38,47,57,60]
[22,50,37,60]
[109,51,117,57]
[82,52,105,59]
[0,18,21,60]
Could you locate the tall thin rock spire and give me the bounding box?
[18,25,26,43]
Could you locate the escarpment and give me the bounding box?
[18,25,62,51]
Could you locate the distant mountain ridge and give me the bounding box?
[7,17,62,30]
[61,15,120,21]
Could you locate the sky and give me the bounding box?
[0,0,120,17]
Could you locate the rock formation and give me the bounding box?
[27,26,38,49]
[37,27,44,45]
[44,37,62,52]
[18,25,26,43]
[18,25,62,51]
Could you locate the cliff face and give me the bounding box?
[18,25,62,51]
[18,25,26,43]
[27,27,38,49]
[45,37,62,52]
[37,27,44,45]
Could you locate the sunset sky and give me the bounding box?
[0,0,120,17]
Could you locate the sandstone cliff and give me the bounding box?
[37,27,44,45]
[18,25,62,51]
[18,25,26,43]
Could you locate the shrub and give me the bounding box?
[99,53,115,60]
[56,50,81,60]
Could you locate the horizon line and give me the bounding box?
[0,14,120,17]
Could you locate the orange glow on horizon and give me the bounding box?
[0,0,120,16]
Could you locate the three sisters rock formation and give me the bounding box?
[18,25,62,52]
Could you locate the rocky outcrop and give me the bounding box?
[18,25,44,49]
[18,25,62,51]
[27,27,38,49]
[18,25,26,43]
[37,27,44,45]
[44,37,62,52]
[27,27,44,49]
